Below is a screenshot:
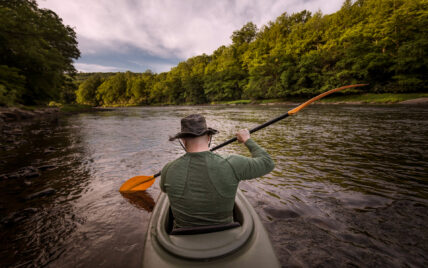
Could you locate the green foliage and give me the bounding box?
[0,0,80,105]
[204,46,246,101]
[76,74,104,105]
[96,73,128,106]
[128,71,155,105]
[75,0,428,106]
[48,101,62,107]
[0,65,25,106]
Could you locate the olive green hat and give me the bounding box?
[169,114,219,141]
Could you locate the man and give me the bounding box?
[160,114,274,229]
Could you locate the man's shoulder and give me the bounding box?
[209,152,239,163]
[209,153,249,172]
[162,155,187,171]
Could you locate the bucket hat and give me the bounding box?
[169,114,218,141]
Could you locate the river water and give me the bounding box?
[0,104,427,267]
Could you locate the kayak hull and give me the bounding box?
[142,189,280,267]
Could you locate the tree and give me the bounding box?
[76,74,104,105]
[96,73,127,105]
[0,65,26,106]
[0,0,80,105]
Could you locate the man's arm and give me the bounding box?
[160,162,172,192]
[226,129,275,181]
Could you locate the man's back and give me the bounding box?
[161,139,274,228]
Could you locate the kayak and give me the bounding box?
[142,189,280,267]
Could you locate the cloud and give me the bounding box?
[74,63,122,73]
[76,43,180,73]
[37,0,344,72]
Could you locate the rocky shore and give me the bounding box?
[0,107,62,158]
[0,107,60,127]
[398,97,428,104]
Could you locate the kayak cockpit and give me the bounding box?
[169,219,241,235]
[152,190,254,260]
[166,201,242,235]
[143,189,280,267]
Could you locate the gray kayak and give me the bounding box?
[142,189,280,267]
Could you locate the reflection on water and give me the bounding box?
[1,104,427,267]
[120,192,155,212]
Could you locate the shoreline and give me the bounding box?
[0,104,94,128]
[1,96,427,125]
[0,107,60,126]
[102,96,428,108]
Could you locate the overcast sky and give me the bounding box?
[37,0,344,73]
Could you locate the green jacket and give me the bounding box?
[160,138,274,228]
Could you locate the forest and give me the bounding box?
[1,0,427,106]
[0,0,80,106]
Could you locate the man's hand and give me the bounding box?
[236,129,250,143]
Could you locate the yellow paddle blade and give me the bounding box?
[287,84,368,115]
[119,175,156,193]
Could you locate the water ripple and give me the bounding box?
[1,104,427,267]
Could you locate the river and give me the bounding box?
[1,104,427,267]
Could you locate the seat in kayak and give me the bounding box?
[170,222,241,235]
[167,204,242,235]
[151,190,254,260]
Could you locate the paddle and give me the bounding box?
[119,84,368,193]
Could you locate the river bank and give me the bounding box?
[93,93,428,108]
[0,104,94,126]
[0,105,94,156]
[224,93,428,106]
[0,107,60,125]
[2,93,427,124]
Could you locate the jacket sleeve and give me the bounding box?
[226,138,275,181]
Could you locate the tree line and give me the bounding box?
[77,0,427,106]
[0,0,80,106]
[1,0,427,107]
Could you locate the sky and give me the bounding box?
[37,0,344,73]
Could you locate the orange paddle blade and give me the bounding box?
[119,175,156,193]
[287,84,368,115]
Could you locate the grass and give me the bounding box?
[211,99,252,105]
[59,104,93,113]
[209,93,428,106]
[208,93,428,106]
[258,98,287,104]
[320,93,428,103]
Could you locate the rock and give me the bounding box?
[23,180,32,186]
[22,207,38,214]
[20,166,40,178]
[17,109,35,119]
[3,166,40,180]
[8,108,35,120]
[1,212,20,226]
[5,173,20,179]
[0,111,19,121]
[1,208,39,226]
[38,164,56,171]
[399,97,428,104]
[43,147,56,154]
[25,187,56,200]
[0,107,60,125]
